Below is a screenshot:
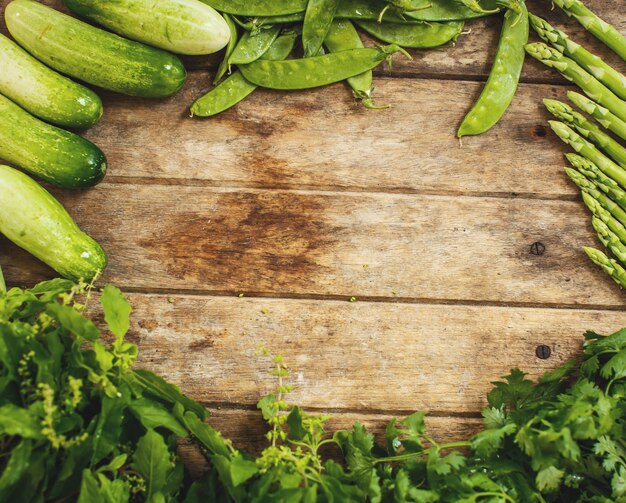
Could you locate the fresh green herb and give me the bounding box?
[1,280,625,501]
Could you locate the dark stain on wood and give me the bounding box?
[139,192,339,290]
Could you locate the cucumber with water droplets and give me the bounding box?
[0,94,107,188]
[5,0,187,98]
[0,165,107,281]
[0,33,102,128]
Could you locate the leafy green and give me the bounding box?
[1,279,625,502]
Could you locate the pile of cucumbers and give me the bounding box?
[0,0,230,281]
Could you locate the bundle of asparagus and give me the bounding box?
[525,3,626,290]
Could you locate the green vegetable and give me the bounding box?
[5,0,187,98]
[593,218,626,266]
[545,99,626,168]
[530,14,626,100]
[213,14,238,84]
[324,19,387,109]
[0,165,107,281]
[525,42,626,123]
[565,167,626,226]
[584,247,626,288]
[568,91,626,142]
[551,0,626,61]
[355,19,465,48]
[0,33,102,129]
[582,191,626,245]
[568,153,626,212]
[303,0,340,57]
[239,44,408,90]
[549,120,626,190]
[191,31,298,117]
[64,0,231,56]
[0,94,107,188]
[228,25,281,65]
[202,0,307,16]
[457,4,529,138]
[2,278,626,500]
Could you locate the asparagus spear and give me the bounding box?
[593,218,626,265]
[551,0,626,61]
[582,192,626,244]
[567,168,626,226]
[545,99,626,168]
[549,121,626,189]
[567,153,626,211]
[525,43,626,122]
[530,14,626,100]
[584,247,626,288]
[568,91,626,142]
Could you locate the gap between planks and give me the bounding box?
[117,285,626,313]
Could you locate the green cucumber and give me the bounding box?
[0,34,102,128]
[0,165,107,281]
[5,0,187,98]
[64,0,230,56]
[0,94,107,188]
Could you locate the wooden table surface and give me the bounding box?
[1,0,626,462]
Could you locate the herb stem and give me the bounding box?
[373,441,471,464]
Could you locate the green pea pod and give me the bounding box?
[458,4,528,138]
[214,14,238,84]
[356,20,464,48]
[239,44,407,90]
[303,0,340,57]
[229,25,281,65]
[324,19,386,109]
[192,32,298,117]
[202,0,307,16]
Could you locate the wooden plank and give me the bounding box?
[178,410,483,473]
[2,185,625,306]
[87,293,625,412]
[78,75,577,197]
[1,0,622,83]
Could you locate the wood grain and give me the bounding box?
[79,74,577,197]
[1,0,622,83]
[110,293,625,413]
[2,185,625,306]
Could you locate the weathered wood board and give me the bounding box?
[1,0,625,456]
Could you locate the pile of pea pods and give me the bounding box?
[191,0,530,138]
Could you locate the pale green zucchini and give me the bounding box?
[64,0,230,55]
[0,33,102,128]
[0,165,107,281]
[5,0,187,98]
[0,93,107,188]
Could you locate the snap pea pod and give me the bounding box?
[356,20,464,48]
[324,19,386,109]
[229,25,281,65]
[584,247,626,289]
[566,168,626,226]
[214,14,238,84]
[568,91,626,142]
[202,0,307,17]
[568,153,626,212]
[544,99,626,168]
[335,0,499,22]
[458,0,498,14]
[457,4,528,138]
[303,0,340,57]
[551,0,626,62]
[530,15,626,101]
[378,0,433,22]
[239,44,407,90]
[593,218,626,266]
[525,43,626,123]
[583,193,626,246]
[549,121,626,190]
[191,32,298,117]
[405,0,502,21]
